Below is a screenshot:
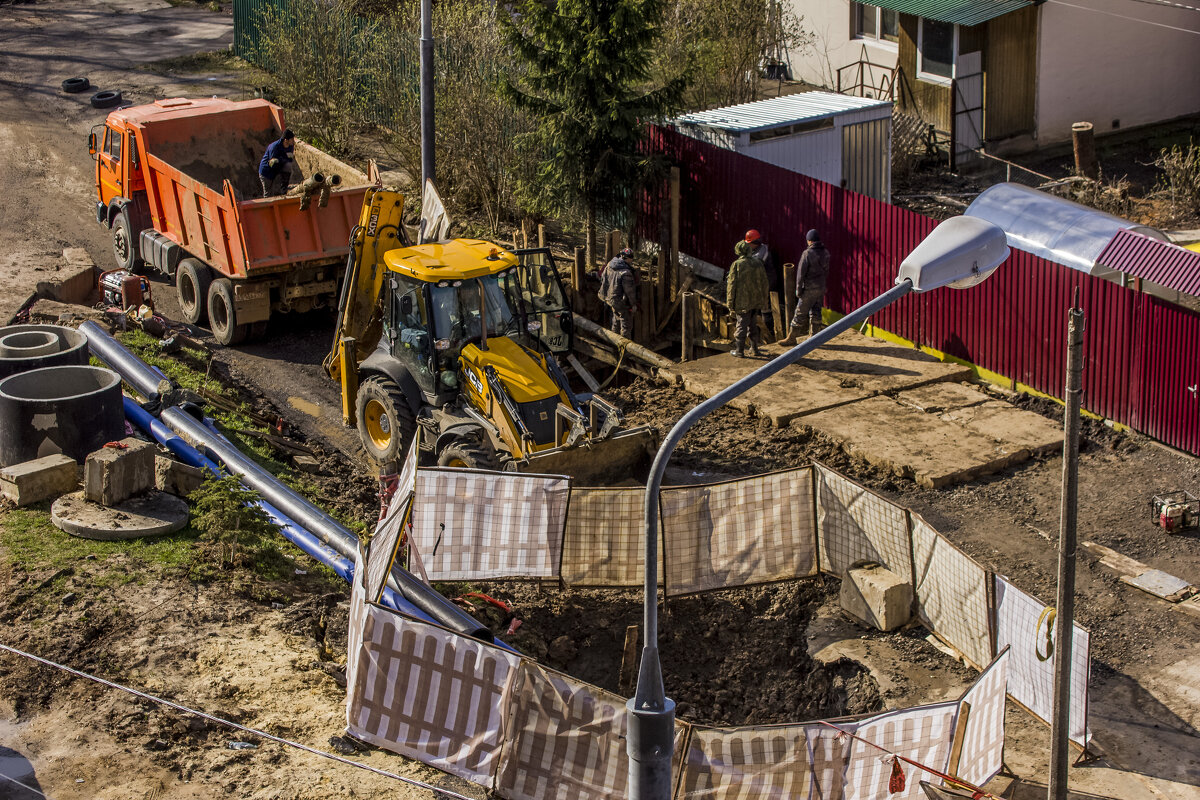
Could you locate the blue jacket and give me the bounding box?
[259,138,294,178]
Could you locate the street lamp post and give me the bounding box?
[626,216,1011,799]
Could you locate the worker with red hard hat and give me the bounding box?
[742,229,780,341]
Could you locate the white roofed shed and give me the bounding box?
[670,92,893,202]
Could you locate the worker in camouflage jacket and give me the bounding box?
[779,229,831,345]
[599,248,639,339]
[726,240,770,357]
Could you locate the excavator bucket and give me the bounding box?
[518,425,659,486]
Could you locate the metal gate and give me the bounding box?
[951,51,983,170]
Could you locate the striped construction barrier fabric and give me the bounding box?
[954,648,1011,787]
[560,486,651,587]
[662,467,818,596]
[910,513,994,670]
[411,467,570,580]
[844,702,959,800]
[814,465,913,582]
[994,576,1091,745]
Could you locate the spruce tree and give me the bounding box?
[499,0,686,263]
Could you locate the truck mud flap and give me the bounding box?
[518,426,658,486]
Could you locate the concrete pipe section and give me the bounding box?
[0,324,89,380]
[0,365,124,467]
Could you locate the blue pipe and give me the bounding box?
[123,397,423,619]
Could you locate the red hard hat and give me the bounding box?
[745,229,761,243]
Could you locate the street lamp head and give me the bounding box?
[895,216,1009,293]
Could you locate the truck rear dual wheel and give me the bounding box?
[176,259,212,325]
[207,278,248,346]
[356,376,416,465]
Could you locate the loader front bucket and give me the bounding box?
[519,426,659,486]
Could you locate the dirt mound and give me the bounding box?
[456,577,882,727]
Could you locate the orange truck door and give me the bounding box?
[97,125,125,205]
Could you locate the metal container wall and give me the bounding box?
[641,126,1200,456]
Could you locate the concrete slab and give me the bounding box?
[794,396,1036,488]
[895,381,993,414]
[51,490,189,540]
[666,330,971,426]
[0,454,78,506]
[939,400,1064,455]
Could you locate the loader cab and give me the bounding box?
[508,248,573,354]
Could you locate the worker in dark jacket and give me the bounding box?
[598,248,639,339]
[726,240,769,357]
[779,229,831,346]
[744,229,779,336]
[259,130,296,197]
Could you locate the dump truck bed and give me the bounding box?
[120,98,370,279]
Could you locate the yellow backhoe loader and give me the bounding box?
[324,188,656,483]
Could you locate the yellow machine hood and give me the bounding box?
[461,337,560,404]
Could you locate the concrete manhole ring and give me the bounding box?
[51,490,190,540]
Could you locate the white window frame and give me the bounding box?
[852,2,900,49]
[916,17,958,85]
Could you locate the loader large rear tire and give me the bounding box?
[437,439,500,471]
[356,376,416,465]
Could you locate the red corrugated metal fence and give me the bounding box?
[640,126,1200,455]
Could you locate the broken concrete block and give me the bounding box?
[84,437,155,506]
[292,455,322,474]
[840,564,913,632]
[154,456,207,498]
[0,454,78,506]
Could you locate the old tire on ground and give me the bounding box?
[356,375,416,465]
[207,278,248,346]
[111,211,140,273]
[175,259,212,325]
[62,77,90,94]
[437,439,500,471]
[90,90,122,109]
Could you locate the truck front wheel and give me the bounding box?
[176,259,212,325]
[356,376,416,465]
[207,278,248,346]
[111,212,139,273]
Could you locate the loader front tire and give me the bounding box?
[437,439,500,471]
[356,376,416,465]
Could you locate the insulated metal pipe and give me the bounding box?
[162,408,494,643]
[124,397,423,618]
[80,321,172,403]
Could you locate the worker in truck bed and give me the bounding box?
[258,129,296,197]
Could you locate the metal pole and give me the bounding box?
[1048,301,1085,800]
[419,0,435,187]
[627,280,913,800]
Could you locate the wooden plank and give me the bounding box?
[946,700,971,778]
[1080,541,1150,579]
[619,625,640,696]
[566,353,601,393]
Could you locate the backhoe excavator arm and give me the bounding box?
[323,188,407,424]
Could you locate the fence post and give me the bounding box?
[670,167,681,300]
[537,223,546,249]
[572,246,585,292]
[681,291,695,362]
[783,262,797,327]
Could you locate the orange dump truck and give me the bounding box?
[89,97,374,344]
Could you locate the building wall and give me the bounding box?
[786,0,899,91]
[1037,0,1200,145]
[984,5,1038,141]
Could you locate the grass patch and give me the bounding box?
[0,505,201,578]
[114,329,226,396]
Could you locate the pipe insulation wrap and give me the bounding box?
[80,321,172,402]
[123,398,421,618]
